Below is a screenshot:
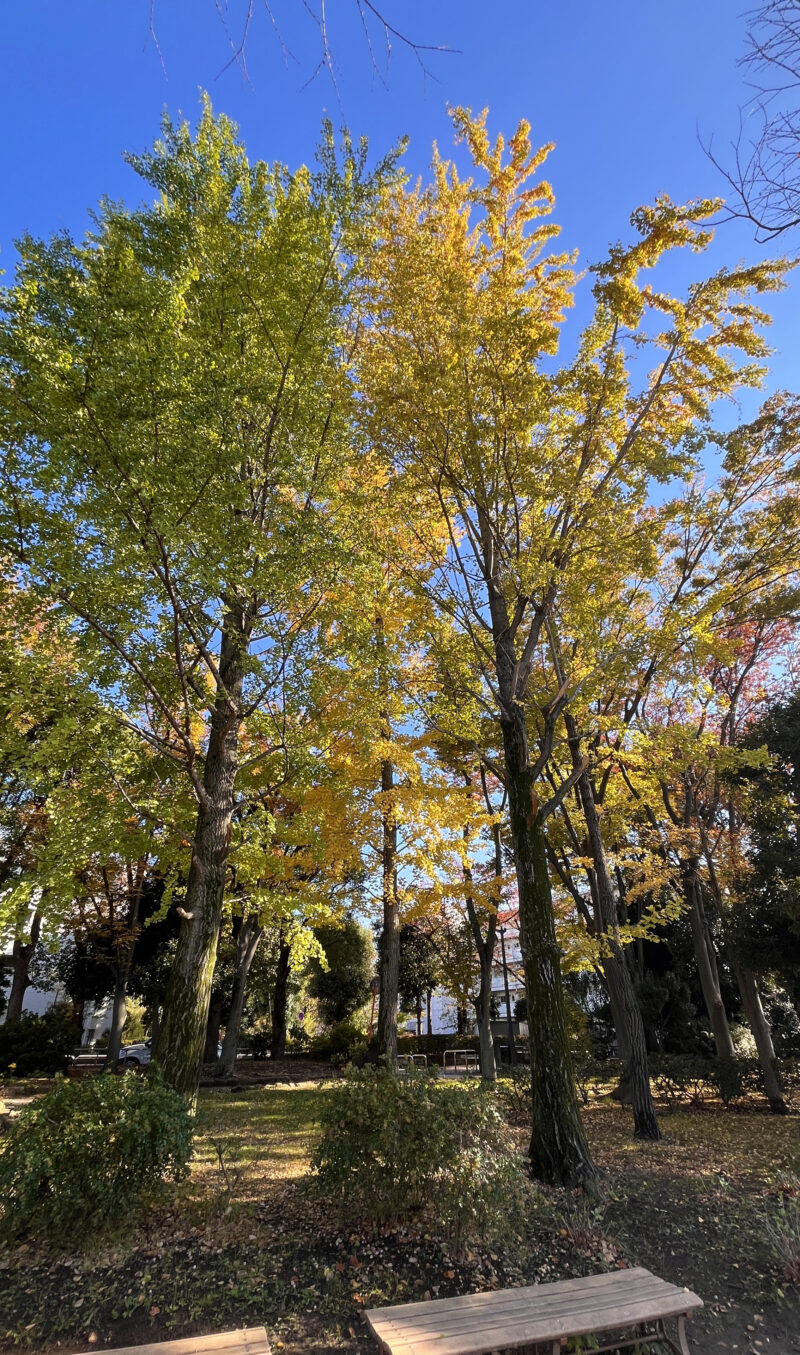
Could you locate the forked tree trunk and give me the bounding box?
[683,866,737,1061]
[735,965,787,1113]
[270,931,292,1060]
[376,755,400,1064]
[565,722,660,1141]
[218,915,264,1078]
[153,613,247,1104]
[6,910,42,1023]
[502,716,598,1190]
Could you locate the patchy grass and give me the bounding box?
[0,1080,798,1354]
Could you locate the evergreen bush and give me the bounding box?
[311,1066,521,1250]
[0,1072,193,1246]
[0,1008,77,1077]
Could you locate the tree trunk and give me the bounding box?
[218,916,264,1078]
[270,931,291,1060]
[735,965,787,1113]
[502,715,598,1190]
[473,944,497,1081]
[426,989,432,1036]
[105,981,128,1069]
[204,993,224,1064]
[376,755,400,1064]
[456,1005,468,1035]
[684,866,737,1061]
[6,910,42,1023]
[564,720,660,1141]
[153,612,247,1104]
[149,1002,161,1047]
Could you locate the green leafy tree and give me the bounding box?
[308,917,373,1026]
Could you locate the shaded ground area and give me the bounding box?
[0,1081,797,1354]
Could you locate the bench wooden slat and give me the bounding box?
[366,1269,702,1355]
[70,1326,271,1355]
[369,1267,672,1329]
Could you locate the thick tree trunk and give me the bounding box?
[218,916,264,1078]
[735,965,787,1113]
[6,910,42,1023]
[270,932,291,1060]
[153,613,247,1104]
[105,981,128,1069]
[149,1002,161,1048]
[684,866,737,1061]
[502,716,598,1190]
[376,755,400,1064]
[564,721,660,1141]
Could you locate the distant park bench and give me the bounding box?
[72,1327,270,1355]
[442,1048,479,1074]
[397,1054,428,1072]
[365,1267,703,1355]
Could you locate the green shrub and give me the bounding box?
[0,1071,193,1246]
[311,1066,521,1251]
[0,1007,77,1077]
[311,1016,366,1062]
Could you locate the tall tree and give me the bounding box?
[0,102,392,1101]
[358,108,786,1184]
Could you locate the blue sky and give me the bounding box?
[1,2,797,420]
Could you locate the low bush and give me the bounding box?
[311,1066,521,1251]
[0,1071,193,1246]
[0,1007,77,1077]
[763,1175,800,1284]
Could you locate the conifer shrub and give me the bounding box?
[311,1066,521,1250]
[0,1072,192,1246]
[0,1008,76,1077]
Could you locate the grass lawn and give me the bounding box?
[0,1078,798,1354]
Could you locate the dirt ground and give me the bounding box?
[0,1078,798,1354]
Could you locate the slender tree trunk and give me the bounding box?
[6,910,42,1023]
[149,1002,161,1048]
[218,916,264,1078]
[684,866,737,1060]
[376,754,400,1064]
[426,989,432,1036]
[105,870,145,1072]
[735,966,787,1113]
[564,719,660,1141]
[153,613,247,1104]
[474,945,497,1081]
[502,716,598,1189]
[204,994,224,1064]
[456,1005,468,1035]
[270,931,291,1060]
[463,856,497,1082]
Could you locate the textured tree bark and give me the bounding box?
[6,910,42,1023]
[735,965,787,1113]
[153,612,247,1104]
[502,716,598,1190]
[683,867,737,1061]
[564,725,660,1141]
[105,982,128,1069]
[217,915,264,1078]
[376,755,400,1065]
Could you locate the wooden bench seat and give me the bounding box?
[71,1327,271,1355]
[365,1267,703,1355]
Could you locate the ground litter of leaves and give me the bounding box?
[0,1080,798,1355]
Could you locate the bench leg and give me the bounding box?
[676,1314,691,1355]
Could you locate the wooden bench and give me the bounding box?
[365,1267,703,1355]
[71,1328,270,1355]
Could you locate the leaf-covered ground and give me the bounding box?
[0,1079,798,1354]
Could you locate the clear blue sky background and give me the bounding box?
[1,1,797,423]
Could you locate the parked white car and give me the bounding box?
[118,1039,152,1066]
